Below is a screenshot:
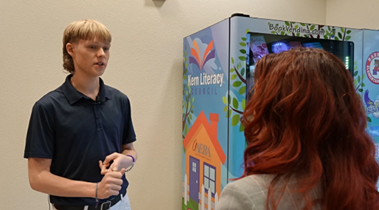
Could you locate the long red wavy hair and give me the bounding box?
[241,48,379,210]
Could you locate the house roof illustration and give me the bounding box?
[183,111,226,164]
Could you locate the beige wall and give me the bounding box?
[326,0,379,29]
[0,0,330,209]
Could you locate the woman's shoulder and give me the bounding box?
[225,174,275,195]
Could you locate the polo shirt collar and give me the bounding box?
[61,74,111,105]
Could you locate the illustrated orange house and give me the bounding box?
[183,111,226,205]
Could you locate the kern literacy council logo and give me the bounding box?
[188,38,224,95]
[366,52,379,84]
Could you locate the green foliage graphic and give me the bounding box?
[353,61,371,122]
[223,34,248,132]
[183,47,195,139]
[268,22,351,41]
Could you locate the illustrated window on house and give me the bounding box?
[192,162,197,173]
[204,163,216,197]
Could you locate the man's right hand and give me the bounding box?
[96,168,126,199]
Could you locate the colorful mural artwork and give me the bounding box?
[183,15,379,209]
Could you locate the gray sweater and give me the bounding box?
[216,174,322,210]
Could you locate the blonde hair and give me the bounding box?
[62,19,112,73]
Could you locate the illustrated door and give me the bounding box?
[189,156,200,202]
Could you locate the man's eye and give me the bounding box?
[103,47,109,51]
[89,46,96,49]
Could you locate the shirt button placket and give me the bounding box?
[94,102,102,132]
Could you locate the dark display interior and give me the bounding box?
[246,32,355,94]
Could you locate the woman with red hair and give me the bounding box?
[217,48,379,210]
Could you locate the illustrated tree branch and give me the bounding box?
[234,66,246,84]
[355,83,361,92]
[290,22,295,37]
[231,107,243,115]
[317,25,324,39]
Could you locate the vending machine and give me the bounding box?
[182,14,378,210]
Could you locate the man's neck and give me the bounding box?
[70,72,100,101]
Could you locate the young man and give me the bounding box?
[24,19,137,210]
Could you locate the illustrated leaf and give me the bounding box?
[228,95,231,103]
[185,63,188,68]
[233,98,239,109]
[192,105,194,109]
[328,26,331,31]
[341,28,345,33]
[354,79,357,87]
[191,110,193,113]
[368,117,372,122]
[189,114,192,120]
[187,118,190,124]
[241,68,245,76]
[240,49,246,54]
[184,101,187,108]
[231,114,240,126]
[296,33,300,37]
[345,36,351,41]
[246,29,250,33]
[239,86,246,94]
[184,69,188,74]
[231,57,234,64]
[280,31,285,35]
[354,71,358,76]
[192,97,195,103]
[338,32,343,39]
[300,23,306,26]
[223,105,228,112]
[233,81,242,87]
[335,37,340,41]
[362,83,366,87]
[347,30,352,34]
[185,124,188,135]
[285,21,290,26]
[239,56,246,61]
[242,99,246,110]
[241,37,247,41]
[226,109,232,118]
[310,25,315,30]
[183,75,187,80]
[295,25,299,29]
[358,76,361,83]
[271,31,276,34]
[237,62,241,70]
[324,35,328,39]
[359,88,363,92]
[222,96,227,104]
[304,35,309,38]
[231,74,237,80]
[239,123,245,132]
[362,74,365,79]
[240,42,246,47]
[231,68,235,73]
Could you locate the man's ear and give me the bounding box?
[66,43,74,57]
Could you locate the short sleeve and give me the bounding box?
[216,182,256,210]
[24,102,55,159]
[122,97,136,145]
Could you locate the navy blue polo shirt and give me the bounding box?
[24,74,136,205]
